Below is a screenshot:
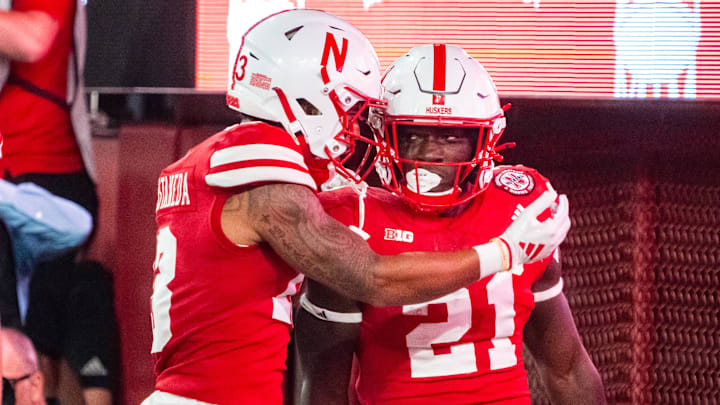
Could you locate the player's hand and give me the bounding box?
[497,184,570,270]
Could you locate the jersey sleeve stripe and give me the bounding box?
[533,277,563,303]
[209,144,308,171]
[205,166,317,191]
[207,159,309,176]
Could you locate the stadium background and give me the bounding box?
[81,1,719,404]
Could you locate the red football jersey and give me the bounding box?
[152,123,310,405]
[319,165,554,405]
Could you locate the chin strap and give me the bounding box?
[272,87,302,145]
[348,181,370,240]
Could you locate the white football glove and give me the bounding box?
[497,183,570,270]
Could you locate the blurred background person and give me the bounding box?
[0,177,92,327]
[1,315,3,404]
[2,327,46,405]
[0,1,119,404]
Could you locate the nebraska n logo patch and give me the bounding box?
[494,169,535,196]
[321,32,348,73]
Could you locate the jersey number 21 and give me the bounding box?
[403,272,517,378]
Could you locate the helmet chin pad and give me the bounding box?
[405,168,446,194]
[396,158,491,212]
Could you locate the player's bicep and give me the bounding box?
[525,251,580,369]
[246,183,377,295]
[524,290,584,375]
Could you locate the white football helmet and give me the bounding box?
[227,9,387,185]
[375,44,510,210]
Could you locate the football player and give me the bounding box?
[295,44,605,405]
[144,11,571,405]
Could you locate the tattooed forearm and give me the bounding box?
[247,184,377,300]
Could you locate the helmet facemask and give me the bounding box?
[380,116,505,212]
[323,86,387,186]
[375,43,510,211]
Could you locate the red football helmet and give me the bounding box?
[374,44,510,211]
[226,9,387,188]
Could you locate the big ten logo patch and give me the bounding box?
[384,228,414,243]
